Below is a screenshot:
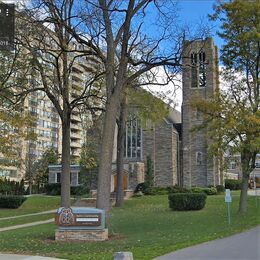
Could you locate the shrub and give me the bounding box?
[190,187,204,193]
[134,182,149,193]
[225,179,242,190]
[168,193,207,211]
[0,178,25,195]
[45,183,61,195]
[144,187,169,195]
[71,186,90,196]
[167,185,190,194]
[190,187,218,195]
[0,195,27,208]
[45,183,89,196]
[203,187,217,195]
[216,185,225,193]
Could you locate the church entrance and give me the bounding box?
[113,173,128,192]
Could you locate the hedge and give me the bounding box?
[168,193,207,211]
[225,179,242,190]
[0,178,25,195]
[216,185,225,193]
[0,195,27,208]
[45,183,89,196]
[134,184,220,196]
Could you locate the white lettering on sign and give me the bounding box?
[76,218,99,222]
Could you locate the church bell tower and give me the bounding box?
[182,38,220,187]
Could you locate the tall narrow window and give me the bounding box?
[124,116,142,159]
[199,52,206,87]
[56,172,61,183]
[196,152,203,165]
[191,52,206,88]
[191,53,198,88]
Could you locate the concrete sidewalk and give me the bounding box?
[0,219,54,232]
[154,226,260,260]
[0,210,56,221]
[0,254,64,260]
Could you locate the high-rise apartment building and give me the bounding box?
[0,43,100,180]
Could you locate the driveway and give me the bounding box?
[154,226,260,260]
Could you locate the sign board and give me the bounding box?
[55,207,105,230]
[225,189,232,203]
[0,3,15,50]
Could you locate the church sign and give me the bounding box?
[55,207,105,230]
[0,3,15,50]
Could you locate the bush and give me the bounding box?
[167,185,190,194]
[0,195,27,208]
[45,183,61,195]
[45,183,89,196]
[145,187,169,195]
[225,179,242,190]
[216,185,225,193]
[0,178,25,195]
[168,193,207,211]
[203,187,217,195]
[190,187,204,193]
[71,185,90,196]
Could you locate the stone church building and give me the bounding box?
[110,37,221,191]
[49,38,221,190]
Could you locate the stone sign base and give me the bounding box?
[55,228,108,241]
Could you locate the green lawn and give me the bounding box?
[0,193,259,260]
[0,196,60,218]
[0,213,54,228]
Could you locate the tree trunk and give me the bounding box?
[238,150,251,214]
[61,115,71,208]
[239,173,249,214]
[115,95,127,207]
[96,96,119,214]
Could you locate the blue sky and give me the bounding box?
[177,0,223,48]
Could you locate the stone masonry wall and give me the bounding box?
[182,38,220,187]
[143,120,179,187]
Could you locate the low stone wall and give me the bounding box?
[55,228,108,241]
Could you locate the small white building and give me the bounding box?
[48,165,80,187]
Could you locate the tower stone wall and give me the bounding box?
[182,38,220,187]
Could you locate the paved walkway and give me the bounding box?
[248,189,260,196]
[0,219,54,232]
[155,226,260,260]
[0,210,56,221]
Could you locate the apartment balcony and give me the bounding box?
[70,131,81,139]
[70,141,81,148]
[71,149,80,157]
[71,114,81,122]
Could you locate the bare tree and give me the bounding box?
[12,0,104,207]
[65,0,183,214]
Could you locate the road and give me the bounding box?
[155,226,260,260]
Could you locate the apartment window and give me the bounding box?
[124,116,142,159]
[230,162,236,169]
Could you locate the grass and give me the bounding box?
[0,192,259,260]
[0,214,54,228]
[0,196,60,218]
